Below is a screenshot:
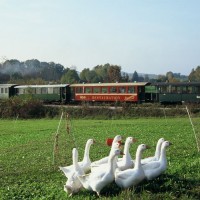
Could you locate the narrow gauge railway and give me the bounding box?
[0,82,200,104]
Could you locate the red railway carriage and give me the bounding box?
[70,82,150,103]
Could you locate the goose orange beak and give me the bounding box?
[132,138,137,143]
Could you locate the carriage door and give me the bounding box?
[138,86,146,103]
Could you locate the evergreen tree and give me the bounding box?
[131,71,139,82]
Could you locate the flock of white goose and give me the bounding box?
[59,135,172,197]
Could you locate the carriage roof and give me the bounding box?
[70,82,150,87]
[152,82,200,87]
[14,84,69,89]
[0,84,18,88]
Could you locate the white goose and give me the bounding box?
[60,138,94,176]
[117,137,136,171]
[78,149,123,196]
[63,148,84,196]
[142,141,172,180]
[141,138,165,165]
[91,135,122,166]
[115,144,150,189]
[90,142,121,173]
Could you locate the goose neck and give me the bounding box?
[83,142,91,161]
[159,146,167,163]
[155,141,162,159]
[108,155,117,175]
[73,152,79,171]
[134,147,142,169]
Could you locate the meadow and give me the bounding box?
[0,116,200,199]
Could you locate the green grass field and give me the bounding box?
[0,117,200,199]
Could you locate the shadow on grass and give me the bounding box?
[135,174,200,199]
[86,173,200,199]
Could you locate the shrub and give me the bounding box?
[0,97,45,119]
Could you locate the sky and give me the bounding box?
[0,0,200,76]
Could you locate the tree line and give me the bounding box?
[0,59,199,84]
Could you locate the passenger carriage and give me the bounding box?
[70,82,150,103]
[146,82,200,104]
[0,84,17,100]
[14,84,71,103]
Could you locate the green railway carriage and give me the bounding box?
[146,82,200,104]
[0,84,18,100]
[14,84,71,103]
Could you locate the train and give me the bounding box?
[0,82,200,104]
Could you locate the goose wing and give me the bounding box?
[142,161,160,170]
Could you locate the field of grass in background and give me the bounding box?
[0,117,200,199]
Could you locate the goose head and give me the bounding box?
[138,144,151,152]
[64,184,72,196]
[161,141,172,148]
[126,137,137,144]
[64,180,81,196]
[110,149,124,158]
[113,135,122,143]
[112,142,122,150]
[158,138,165,145]
[86,138,95,146]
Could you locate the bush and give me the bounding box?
[1,99,200,119]
[0,97,45,119]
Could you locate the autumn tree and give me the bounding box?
[108,65,122,82]
[188,66,200,82]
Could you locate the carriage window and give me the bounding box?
[102,87,108,93]
[110,87,117,93]
[194,86,200,93]
[36,88,41,94]
[18,88,24,94]
[187,86,192,93]
[85,87,91,93]
[41,88,47,94]
[171,86,177,93]
[167,86,171,93]
[48,87,54,94]
[119,87,126,93]
[177,87,181,93]
[94,87,100,93]
[53,88,60,94]
[128,86,134,93]
[182,86,187,93]
[76,87,83,93]
[160,86,167,93]
[29,88,36,94]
